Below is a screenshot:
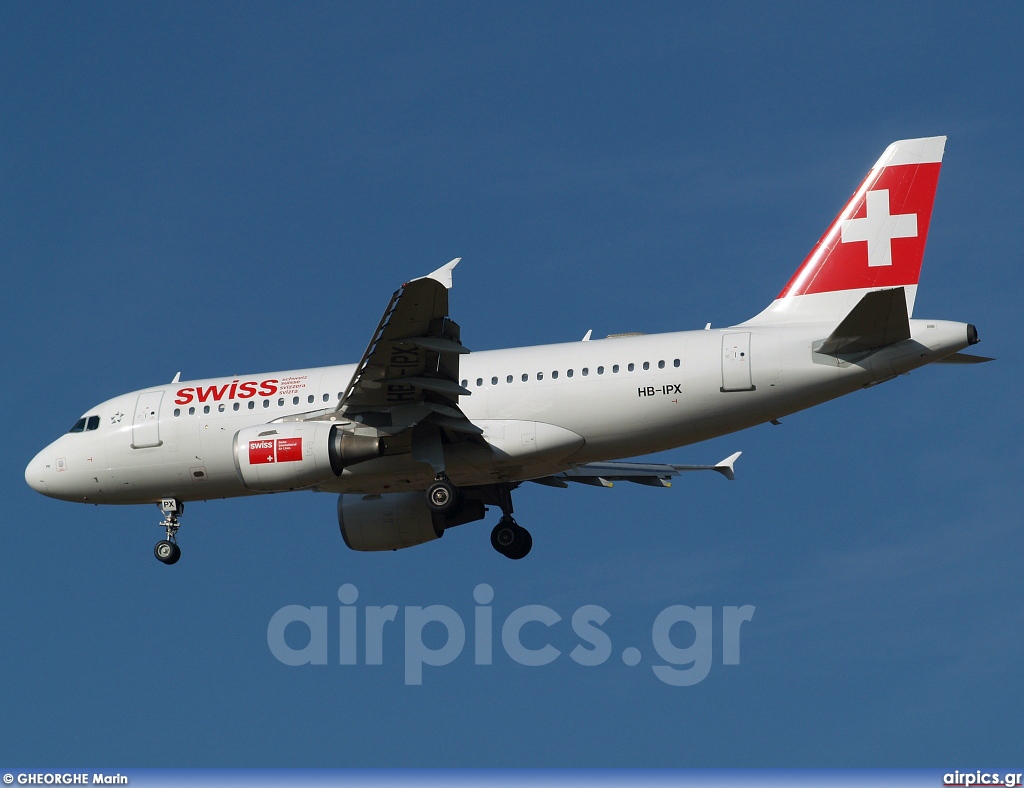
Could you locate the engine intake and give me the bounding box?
[233,423,382,492]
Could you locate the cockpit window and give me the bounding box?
[69,415,101,433]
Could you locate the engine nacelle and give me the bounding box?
[233,423,381,492]
[338,491,486,552]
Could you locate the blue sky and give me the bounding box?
[2,1,1021,767]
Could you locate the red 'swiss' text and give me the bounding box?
[174,379,279,405]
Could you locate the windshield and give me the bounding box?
[69,415,101,433]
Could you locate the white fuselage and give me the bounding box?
[25,318,972,506]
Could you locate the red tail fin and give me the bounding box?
[747,136,945,324]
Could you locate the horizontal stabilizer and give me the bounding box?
[934,352,995,364]
[817,287,910,355]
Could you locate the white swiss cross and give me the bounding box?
[840,189,918,267]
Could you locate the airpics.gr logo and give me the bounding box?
[267,584,755,686]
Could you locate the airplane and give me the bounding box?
[25,136,991,565]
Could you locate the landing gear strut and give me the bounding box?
[490,483,532,560]
[154,498,183,565]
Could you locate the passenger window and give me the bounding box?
[658,360,665,369]
[522,373,528,382]
[552,371,558,379]
[491,376,498,385]
[597,366,604,375]
[322,393,329,402]
[248,401,255,410]
[173,408,181,417]
[537,372,544,380]
[189,407,196,416]
[507,375,513,384]
[203,405,210,414]
[582,368,589,376]
[476,378,483,387]
[218,404,225,412]
[86,415,100,430]
[567,369,573,378]
[613,364,619,373]
[462,379,468,388]
[233,403,240,411]
[264,400,271,408]
[69,418,87,433]
[674,358,680,368]
[293,396,299,405]
[643,361,650,370]
[628,363,635,372]
[308,395,315,404]
[278,398,284,406]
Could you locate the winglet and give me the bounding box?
[715,451,742,481]
[419,258,461,289]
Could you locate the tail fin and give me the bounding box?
[743,136,946,325]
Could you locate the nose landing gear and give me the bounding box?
[154,498,183,565]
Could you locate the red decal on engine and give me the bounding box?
[249,439,276,465]
[276,437,302,463]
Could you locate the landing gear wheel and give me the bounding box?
[491,518,532,560]
[508,527,532,560]
[491,519,517,551]
[426,477,459,514]
[154,539,181,565]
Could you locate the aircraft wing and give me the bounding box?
[319,259,478,437]
[530,452,741,488]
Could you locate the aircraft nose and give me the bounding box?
[25,450,50,495]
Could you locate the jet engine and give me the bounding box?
[338,491,486,552]
[233,422,381,492]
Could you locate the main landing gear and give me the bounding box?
[489,482,532,560]
[154,498,183,565]
[426,475,459,514]
[491,516,532,560]
[424,477,533,560]
[491,478,532,556]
